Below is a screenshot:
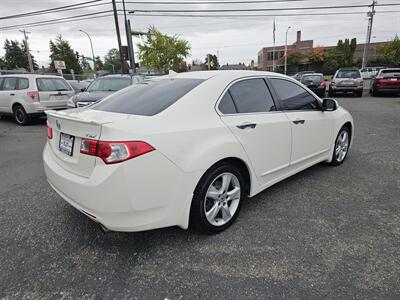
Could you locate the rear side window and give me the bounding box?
[2,77,17,90]
[228,78,276,113]
[93,78,204,116]
[218,92,237,114]
[17,78,29,90]
[270,78,320,111]
[36,78,72,91]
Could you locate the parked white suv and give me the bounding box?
[0,74,74,125]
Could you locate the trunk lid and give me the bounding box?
[46,109,130,177]
[36,77,75,108]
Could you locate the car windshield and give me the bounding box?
[86,77,132,92]
[302,75,322,82]
[380,69,400,77]
[337,70,361,79]
[93,78,204,116]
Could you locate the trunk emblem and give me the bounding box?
[56,120,61,130]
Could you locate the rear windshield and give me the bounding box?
[336,70,361,79]
[93,78,205,116]
[380,69,400,77]
[87,77,132,92]
[36,78,72,91]
[302,75,323,82]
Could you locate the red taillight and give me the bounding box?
[320,82,326,87]
[27,91,39,101]
[331,81,336,86]
[80,139,154,164]
[47,122,53,139]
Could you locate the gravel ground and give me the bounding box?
[1,95,399,299]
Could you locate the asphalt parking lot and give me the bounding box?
[1,95,399,299]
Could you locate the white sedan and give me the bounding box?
[43,71,353,233]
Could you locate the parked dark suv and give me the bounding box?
[300,73,326,97]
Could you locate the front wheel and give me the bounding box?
[190,163,245,233]
[330,127,350,166]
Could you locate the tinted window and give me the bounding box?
[270,78,320,111]
[17,78,29,90]
[87,78,132,92]
[336,70,361,79]
[380,69,400,77]
[0,78,3,89]
[301,75,323,82]
[218,92,237,114]
[229,78,275,113]
[93,78,204,116]
[2,77,17,90]
[36,78,72,91]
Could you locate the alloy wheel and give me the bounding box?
[15,108,25,124]
[204,172,241,226]
[335,130,349,162]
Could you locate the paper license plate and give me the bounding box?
[59,133,75,156]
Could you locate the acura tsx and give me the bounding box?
[43,71,353,233]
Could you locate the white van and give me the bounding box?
[0,74,74,125]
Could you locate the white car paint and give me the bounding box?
[43,70,354,232]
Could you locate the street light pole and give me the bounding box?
[284,26,291,75]
[79,29,96,73]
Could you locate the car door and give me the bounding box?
[268,77,334,166]
[218,77,292,186]
[0,77,17,113]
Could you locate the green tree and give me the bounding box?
[95,56,104,71]
[287,50,304,65]
[336,38,357,66]
[0,57,5,69]
[376,35,400,67]
[3,39,38,70]
[49,35,82,74]
[103,48,121,73]
[323,48,345,74]
[137,26,190,72]
[308,47,326,65]
[204,54,219,70]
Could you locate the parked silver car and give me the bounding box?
[329,68,363,97]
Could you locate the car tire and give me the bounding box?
[328,88,335,97]
[13,105,30,126]
[330,126,350,166]
[190,163,245,233]
[355,90,363,97]
[371,89,380,97]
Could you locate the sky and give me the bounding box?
[0,0,399,68]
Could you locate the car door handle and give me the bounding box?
[292,119,305,125]
[237,123,257,129]
[9,93,15,96]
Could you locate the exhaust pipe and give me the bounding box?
[98,223,109,234]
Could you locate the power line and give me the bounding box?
[130,3,400,13]
[123,0,324,4]
[0,0,108,21]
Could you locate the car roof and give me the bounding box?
[169,70,287,80]
[301,73,323,77]
[0,74,64,78]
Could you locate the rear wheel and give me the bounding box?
[371,89,380,97]
[13,105,30,125]
[330,127,350,166]
[190,163,245,233]
[355,90,363,97]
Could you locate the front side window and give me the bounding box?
[17,78,29,90]
[270,78,320,111]
[228,78,276,113]
[36,78,72,91]
[87,78,132,92]
[93,78,204,116]
[2,77,17,90]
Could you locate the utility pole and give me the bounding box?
[272,18,276,72]
[362,0,376,69]
[284,26,291,75]
[20,29,34,73]
[207,54,211,70]
[122,0,135,73]
[112,0,127,73]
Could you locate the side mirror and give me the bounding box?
[80,88,86,92]
[322,98,337,111]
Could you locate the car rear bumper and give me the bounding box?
[331,86,363,92]
[309,87,326,96]
[25,101,68,114]
[374,87,400,94]
[43,143,201,232]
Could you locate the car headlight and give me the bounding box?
[67,97,76,108]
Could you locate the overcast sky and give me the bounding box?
[0,0,399,68]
